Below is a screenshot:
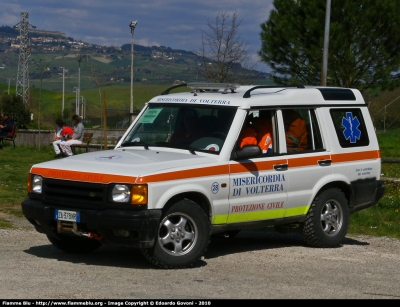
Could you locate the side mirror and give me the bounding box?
[117,136,122,142]
[232,145,262,160]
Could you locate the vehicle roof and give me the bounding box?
[148,85,366,108]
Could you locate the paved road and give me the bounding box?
[1,219,400,300]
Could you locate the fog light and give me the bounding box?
[112,229,130,237]
[131,184,148,205]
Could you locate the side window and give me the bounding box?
[237,109,276,156]
[330,108,369,147]
[282,108,324,154]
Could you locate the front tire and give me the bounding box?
[301,188,349,248]
[141,199,211,269]
[47,234,101,253]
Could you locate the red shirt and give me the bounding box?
[62,126,74,137]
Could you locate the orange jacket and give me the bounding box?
[239,127,257,148]
[239,124,273,155]
[254,118,273,154]
[285,117,308,152]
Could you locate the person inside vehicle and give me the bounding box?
[0,112,15,138]
[169,108,206,144]
[253,110,273,155]
[59,115,84,157]
[282,109,308,152]
[238,111,273,155]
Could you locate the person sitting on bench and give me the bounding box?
[52,119,74,157]
[59,115,84,157]
[0,112,15,138]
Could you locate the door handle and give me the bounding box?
[318,159,332,166]
[274,164,288,171]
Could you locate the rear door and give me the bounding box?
[282,107,332,217]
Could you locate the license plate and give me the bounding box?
[55,209,80,222]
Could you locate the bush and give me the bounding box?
[0,93,31,128]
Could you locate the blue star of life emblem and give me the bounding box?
[342,112,361,143]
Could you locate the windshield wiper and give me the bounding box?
[120,141,149,150]
[154,142,196,155]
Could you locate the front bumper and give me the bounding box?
[21,198,162,248]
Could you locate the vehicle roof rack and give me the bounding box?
[161,83,188,95]
[243,85,305,98]
[187,82,240,95]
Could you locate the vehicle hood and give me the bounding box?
[30,148,219,182]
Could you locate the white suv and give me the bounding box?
[22,83,385,269]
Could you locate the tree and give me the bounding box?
[259,0,400,91]
[200,11,254,83]
[0,93,31,128]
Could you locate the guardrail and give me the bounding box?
[381,158,400,163]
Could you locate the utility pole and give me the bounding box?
[82,97,86,120]
[103,91,108,150]
[61,67,65,116]
[321,0,331,86]
[384,105,386,133]
[129,20,138,124]
[81,96,84,120]
[73,87,77,114]
[77,56,82,116]
[14,12,36,107]
[7,78,10,95]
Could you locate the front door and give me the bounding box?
[228,109,289,224]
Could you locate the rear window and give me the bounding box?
[330,108,369,147]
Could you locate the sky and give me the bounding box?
[1,0,275,72]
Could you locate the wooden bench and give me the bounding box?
[0,126,18,149]
[71,133,94,154]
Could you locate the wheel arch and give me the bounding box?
[163,191,212,220]
[315,181,352,207]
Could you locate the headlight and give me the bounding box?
[112,184,131,203]
[32,175,43,194]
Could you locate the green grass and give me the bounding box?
[0,145,54,219]
[0,218,14,229]
[81,83,191,115]
[376,128,400,158]
[349,181,400,239]
[381,163,400,178]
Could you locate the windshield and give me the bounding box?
[121,104,237,154]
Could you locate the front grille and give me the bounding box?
[43,178,107,209]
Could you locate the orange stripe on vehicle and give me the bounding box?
[331,150,380,163]
[138,165,230,183]
[230,159,287,174]
[31,167,137,184]
[288,155,331,168]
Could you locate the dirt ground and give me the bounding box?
[1,215,400,300]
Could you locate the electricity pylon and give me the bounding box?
[14,12,36,107]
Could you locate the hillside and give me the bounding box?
[0,25,272,92]
[0,24,273,129]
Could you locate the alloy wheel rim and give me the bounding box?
[158,212,198,256]
[320,199,343,236]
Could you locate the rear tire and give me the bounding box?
[301,188,349,248]
[141,199,211,269]
[47,235,101,253]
